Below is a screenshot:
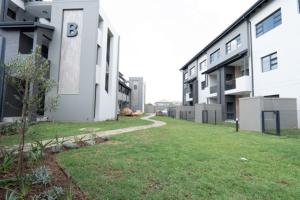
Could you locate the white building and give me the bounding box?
[181,0,300,127]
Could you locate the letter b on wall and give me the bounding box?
[67,23,78,37]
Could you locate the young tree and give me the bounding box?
[4,46,58,177]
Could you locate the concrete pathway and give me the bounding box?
[1,114,166,153]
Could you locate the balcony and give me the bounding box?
[185,93,193,102]
[210,85,217,94]
[225,76,252,95]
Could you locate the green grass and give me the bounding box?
[56,117,300,200]
[0,116,152,145]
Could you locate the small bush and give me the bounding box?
[31,166,51,186]
[0,150,15,173]
[0,122,19,136]
[31,186,64,200]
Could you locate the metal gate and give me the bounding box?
[180,110,195,121]
[202,110,217,124]
[262,111,280,136]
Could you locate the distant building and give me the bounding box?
[129,77,145,112]
[118,72,131,111]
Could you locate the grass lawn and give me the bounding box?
[56,117,300,200]
[0,116,152,146]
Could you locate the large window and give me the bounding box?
[226,35,241,54]
[210,49,220,64]
[190,66,196,76]
[298,0,300,13]
[199,60,207,71]
[256,9,282,37]
[262,52,278,72]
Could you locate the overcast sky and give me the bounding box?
[101,0,257,104]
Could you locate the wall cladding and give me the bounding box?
[58,9,83,95]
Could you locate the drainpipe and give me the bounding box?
[247,18,255,97]
[0,37,5,121]
[115,36,121,120]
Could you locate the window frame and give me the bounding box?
[210,49,220,64]
[190,66,196,76]
[226,35,241,54]
[256,8,282,37]
[199,60,207,71]
[261,52,278,72]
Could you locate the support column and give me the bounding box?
[0,36,6,120]
[0,0,8,21]
[217,67,226,120]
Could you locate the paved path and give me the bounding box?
[2,114,166,153]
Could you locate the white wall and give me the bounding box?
[250,0,300,127]
[94,8,119,121]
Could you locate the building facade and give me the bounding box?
[118,72,131,111]
[181,0,300,127]
[0,0,120,122]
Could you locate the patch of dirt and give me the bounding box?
[79,128,101,132]
[276,180,289,185]
[103,141,123,145]
[0,153,86,200]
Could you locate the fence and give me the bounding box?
[262,111,280,135]
[261,110,300,136]
[202,110,218,124]
[168,109,176,119]
[179,110,195,121]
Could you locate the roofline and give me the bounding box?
[180,0,268,71]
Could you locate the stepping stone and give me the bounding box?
[63,141,79,149]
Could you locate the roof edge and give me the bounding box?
[180,0,268,71]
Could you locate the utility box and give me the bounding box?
[239,97,298,132]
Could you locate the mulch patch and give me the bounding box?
[0,137,111,199]
[0,153,86,200]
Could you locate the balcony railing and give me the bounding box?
[210,85,217,94]
[225,79,236,91]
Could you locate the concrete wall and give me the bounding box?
[94,8,119,121]
[240,97,298,132]
[195,103,222,123]
[250,0,300,128]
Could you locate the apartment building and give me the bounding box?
[0,0,120,122]
[181,0,300,127]
[118,72,131,111]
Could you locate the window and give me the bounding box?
[256,9,282,37]
[184,72,188,80]
[199,60,207,71]
[262,52,278,72]
[96,45,101,65]
[226,35,241,54]
[201,81,206,90]
[134,85,137,90]
[7,8,16,20]
[210,49,220,64]
[298,0,300,13]
[190,66,196,75]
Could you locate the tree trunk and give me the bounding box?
[17,78,29,178]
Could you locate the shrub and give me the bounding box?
[31,166,51,186]
[0,149,15,173]
[31,186,64,200]
[0,122,19,136]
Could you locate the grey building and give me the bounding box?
[0,0,120,122]
[129,77,145,112]
[118,72,131,111]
